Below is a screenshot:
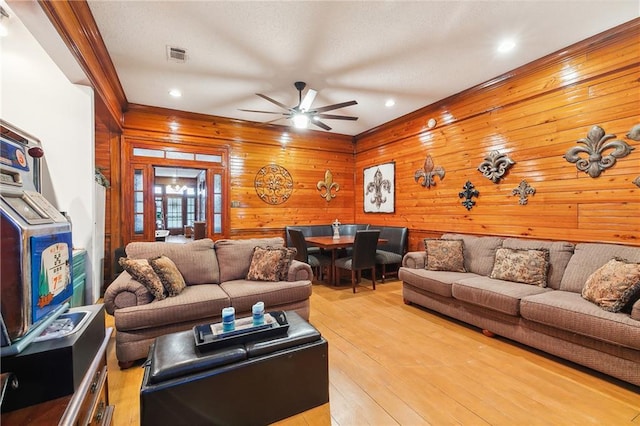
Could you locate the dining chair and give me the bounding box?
[287,228,332,281]
[334,230,380,293]
[372,226,408,282]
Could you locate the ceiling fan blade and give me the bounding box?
[316,113,358,121]
[256,93,292,111]
[239,109,288,115]
[299,89,317,112]
[310,119,332,131]
[313,100,358,113]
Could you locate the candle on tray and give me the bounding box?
[222,307,235,332]
[252,301,265,326]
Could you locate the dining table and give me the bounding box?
[305,235,387,286]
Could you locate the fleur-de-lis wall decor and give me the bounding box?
[317,169,340,201]
[478,150,515,183]
[626,124,640,141]
[459,180,479,210]
[366,168,392,209]
[563,125,634,178]
[512,180,536,205]
[414,154,445,188]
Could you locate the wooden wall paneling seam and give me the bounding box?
[37,0,126,128]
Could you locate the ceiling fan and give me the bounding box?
[240,81,358,131]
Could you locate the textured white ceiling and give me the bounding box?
[87,1,639,136]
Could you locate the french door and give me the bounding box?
[122,138,228,244]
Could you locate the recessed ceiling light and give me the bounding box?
[169,89,182,98]
[385,99,395,107]
[497,39,516,53]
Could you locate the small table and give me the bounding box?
[306,236,387,285]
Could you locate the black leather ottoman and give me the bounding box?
[140,311,329,426]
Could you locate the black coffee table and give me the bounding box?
[139,311,329,426]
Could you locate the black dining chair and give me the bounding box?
[334,230,380,293]
[288,228,332,281]
[372,226,408,282]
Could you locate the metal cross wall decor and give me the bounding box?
[512,180,536,205]
[459,180,479,210]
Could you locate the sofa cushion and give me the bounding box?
[119,258,166,301]
[424,239,466,272]
[149,255,186,296]
[398,268,479,298]
[115,284,230,331]
[560,243,640,293]
[246,246,296,282]
[581,258,640,312]
[441,234,503,276]
[126,238,219,285]
[520,291,640,351]
[215,238,285,282]
[452,276,551,316]
[220,280,312,314]
[490,248,549,287]
[502,238,575,290]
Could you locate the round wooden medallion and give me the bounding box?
[254,164,293,205]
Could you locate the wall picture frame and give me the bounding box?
[363,162,395,213]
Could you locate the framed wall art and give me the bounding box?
[363,162,395,213]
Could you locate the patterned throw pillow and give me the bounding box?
[149,255,186,296]
[582,258,640,312]
[246,246,297,282]
[490,248,549,287]
[424,239,466,272]
[119,257,166,300]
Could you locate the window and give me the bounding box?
[133,169,144,234]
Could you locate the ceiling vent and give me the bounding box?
[166,46,187,63]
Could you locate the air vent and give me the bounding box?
[166,46,187,63]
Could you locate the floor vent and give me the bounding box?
[167,46,187,63]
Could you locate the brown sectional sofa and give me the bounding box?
[399,233,640,386]
[104,237,313,367]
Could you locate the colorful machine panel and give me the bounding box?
[30,232,73,324]
[0,137,30,172]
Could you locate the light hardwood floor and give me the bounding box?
[105,279,640,425]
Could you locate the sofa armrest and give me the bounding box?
[402,251,426,269]
[103,271,154,315]
[287,260,313,282]
[632,299,640,322]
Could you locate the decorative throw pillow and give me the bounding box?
[119,257,166,300]
[424,239,466,272]
[246,246,297,282]
[582,258,640,312]
[149,255,186,296]
[490,248,549,287]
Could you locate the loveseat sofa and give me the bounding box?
[104,237,313,368]
[399,233,640,386]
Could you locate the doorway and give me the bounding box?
[154,167,204,239]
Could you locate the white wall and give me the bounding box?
[1,3,100,303]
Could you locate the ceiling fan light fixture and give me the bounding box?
[292,113,309,129]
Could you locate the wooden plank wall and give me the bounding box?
[355,19,640,250]
[99,19,639,289]
[121,105,356,241]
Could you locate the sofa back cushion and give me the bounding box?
[442,233,503,276]
[560,243,640,293]
[502,238,575,289]
[215,237,285,282]
[126,238,219,285]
